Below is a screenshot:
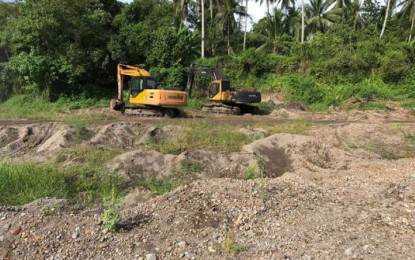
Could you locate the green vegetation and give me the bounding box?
[180,159,204,174]
[0,0,414,111]
[54,147,120,167]
[222,235,246,255]
[0,161,118,206]
[102,186,122,232]
[144,121,258,154]
[243,162,262,180]
[0,95,112,121]
[142,175,182,195]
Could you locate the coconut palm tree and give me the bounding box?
[306,0,342,34]
[243,0,249,50]
[380,0,397,38]
[257,7,286,52]
[285,5,302,40]
[301,0,305,42]
[347,0,365,30]
[217,0,246,54]
[256,0,278,14]
[174,0,192,22]
[398,0,415,41]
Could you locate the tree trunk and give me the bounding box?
[243,0,248,50]
[201,0,205,58]
[210,0,213,19]
[228,23,231,55]
[301,0,305,43]
[409,1,415,42]
[380,0,391,38]
[266,0,270,14]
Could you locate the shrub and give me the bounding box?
[102,186,122,232]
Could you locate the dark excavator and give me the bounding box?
[186,63,261,114]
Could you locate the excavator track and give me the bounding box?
[121,106,179,118]
[201,102,241,115]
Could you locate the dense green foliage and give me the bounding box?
[0,0,414,107]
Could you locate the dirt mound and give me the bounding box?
[145,125,185,145]
[0,123,71,158]
[108,149,254,185]
[270,107,415,122]
[88,122,152,149]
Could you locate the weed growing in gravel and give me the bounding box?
[364,138,415,160]
[102,186,122,232]
[256,157,267,202]
[222,235,246,254]
[142,176,182,195]
[180,159,204,174]
[243,161,261,180]
[347,139,359,149]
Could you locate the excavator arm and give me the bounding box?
[116,63,151,102]
[186,63,226,97]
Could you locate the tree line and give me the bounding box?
[0,0,414,104]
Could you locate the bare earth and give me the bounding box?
[1,107,415,259]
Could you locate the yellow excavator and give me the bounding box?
[110,64,188,117]
[186,63,261,114]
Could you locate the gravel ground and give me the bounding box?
[1,108,415,259]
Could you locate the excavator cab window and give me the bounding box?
[222,80,231,91]
[146,77,157,89]
[209,82,220,98]
[130,77,143,98]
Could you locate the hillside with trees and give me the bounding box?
[0,0,414,108]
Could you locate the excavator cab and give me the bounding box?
[207,80,232,101]
[129,76,157,98]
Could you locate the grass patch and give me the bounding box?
[360,102,388,111]
[180,159,204,174]
[0,95,111,120]
[144,120,258,154]
[253,119,309,135]
[0,161,119,206]
[257,100,276,114]
[401,99,415,109]
[142,175,182,195]
[186,97,203,110]
[364,138,415,160]
[55,147,120,167]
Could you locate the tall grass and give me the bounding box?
[144,120,258,154]
[0,161,118,206]
[0,95,109,120]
